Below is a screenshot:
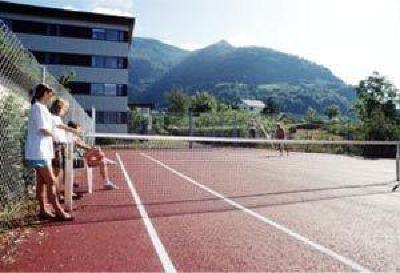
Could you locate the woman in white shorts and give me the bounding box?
[25,84,73,221]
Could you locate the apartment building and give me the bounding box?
[0,1,135,133]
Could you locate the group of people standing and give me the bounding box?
[247,118,286,140]
[24,83,118,222]
[247,118,290,155]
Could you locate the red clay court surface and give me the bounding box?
[2,147,400,272]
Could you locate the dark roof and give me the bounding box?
[0,1,135,27]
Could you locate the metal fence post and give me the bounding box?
[147,108,153,134]
[64,132,74,212]
[189,110,193,149]
[396,143,400,182]
[391,143,400,192]
[91,106,96,136]
[233,113,238,138]
[220,115,224,137]
[41,66,46,84]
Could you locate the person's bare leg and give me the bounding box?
[53,166,61,197]
[99,161,109,181]
[98,159,118,190]
[38,173,52,212]
[35,170,47,214]
[37,167,72,220]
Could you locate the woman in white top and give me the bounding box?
[49,99,80,195]
[25,84,73,221]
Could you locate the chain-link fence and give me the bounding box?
[0,20,93,228]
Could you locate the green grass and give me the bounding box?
[0,196,38,233]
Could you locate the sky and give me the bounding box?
[8,0,400,87]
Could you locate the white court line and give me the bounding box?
[116,153,177,273]
[141,152,372,273]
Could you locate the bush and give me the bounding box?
[0,92,36,229]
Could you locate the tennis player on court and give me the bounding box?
[275,123,285,156]
[25,84,73,221]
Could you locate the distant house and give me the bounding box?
[240,99,265,113]
[128,103,154,113]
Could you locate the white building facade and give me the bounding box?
[0,1,135,133]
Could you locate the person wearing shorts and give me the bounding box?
[25,84,72,221]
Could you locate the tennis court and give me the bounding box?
[4,134,400,272]
[94,135,400,272]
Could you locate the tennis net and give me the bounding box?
[68,133,400,217]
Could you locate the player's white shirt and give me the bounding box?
[25,102,54,160]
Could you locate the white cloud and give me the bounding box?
[92,7,132,17]
[62,5,80,11]
[177,42,204,51]
[90,0,133,17]
[228,33,264,48]
[61,1,133,17]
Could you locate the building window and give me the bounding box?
[117,84,128,96]
[93,28,126,42]
[3,18,129,42]
[33,51,125,68]
[66,82,90,95]
[92,28,106,40]
[120,112,128,124]
[48,53,60,65]
[32,52,46,64]
[63,82,128,97]
[96,112,105,124]
[59,25,91,39]
[96,112,127,124]
[12,20,47,35]
[92,56,127,69]
[104,112,117,124]
[104,84,117,96]
[92,83,105,96]
[47,24,59,36]
[106,30,120,41]
[105,57,119,69]
[90,83,127,96]
[92,56,105,68]
[59,53,91,66]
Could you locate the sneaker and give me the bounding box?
[104,181,119,190]
[104,158,118,165]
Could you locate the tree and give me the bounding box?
[304,107,317,123]
[262,97,280,115]
[59,70,76,88]
[353,72,400,141]
[127,109,145,133]
[325,104,340,120]
[165,89,190,113]
[190,91,217,113]
[217,102,231,113]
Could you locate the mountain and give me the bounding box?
[129,39,355,114]
[128,37,190,101]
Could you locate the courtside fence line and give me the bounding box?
[0,20,93,224]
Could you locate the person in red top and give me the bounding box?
[275,123,285,156]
